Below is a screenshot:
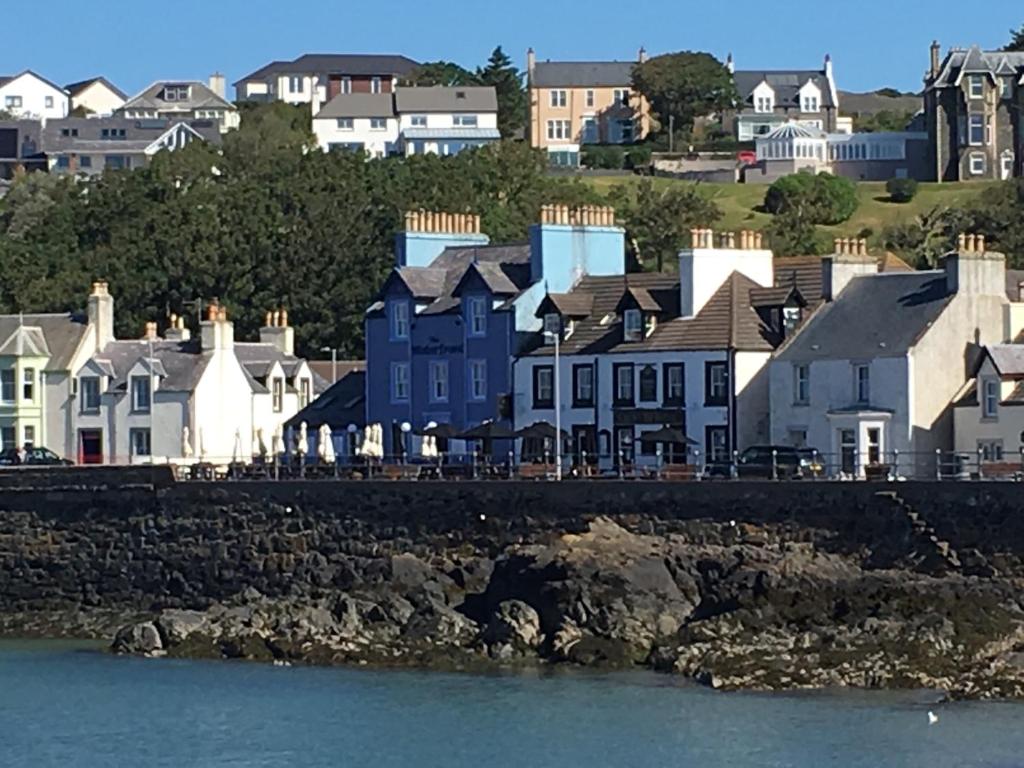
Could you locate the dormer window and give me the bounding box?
[623,309,642,341]
[162,85,190,102]
[80,376,101,412]
[783,307,801,336]
[801,94,819,113]
[467,297,487,337]
[969,75,984,99]
[543,313,561,343]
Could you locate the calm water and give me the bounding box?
[1,641,1023,767]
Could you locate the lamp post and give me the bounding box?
[543,327,562,481]
[320,346,338,384]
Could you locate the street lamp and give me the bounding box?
[543,326,562,481]
[320,346,338,384]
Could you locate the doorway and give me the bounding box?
[79,429,103,465]
[839,429,856,475]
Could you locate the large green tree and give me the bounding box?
[1005,23,1024,51]
[477,46,527,139]
[401,61,479,87]
[631,52,738,138]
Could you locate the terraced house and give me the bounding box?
[925,42,1024,181]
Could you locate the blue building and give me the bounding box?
[365,206,625,458]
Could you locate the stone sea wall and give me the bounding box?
[2,477,1024,697]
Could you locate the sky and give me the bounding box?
[2,0,1022,97]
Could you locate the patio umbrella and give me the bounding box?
[198,428,207,460]
[272,426,283,457]
[232,429,243,462]
[416,423,459,439]
[318,423,336,463]
[515,421,569,440]
[181,426,193,458]
[297,422,309,457]
[458,420,518,441]
[638,427,698,446]
[421,435,438,459]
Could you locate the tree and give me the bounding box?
[1005,23,1024,52]
[401,61,479,87]
[765,210,823,258]
[631,52,738,138]
[764,172,858,225]
[886,177,919,204]
[971,180,1024,265]
[609,179,722,271]
[880,207,971,268]
[852,109,915,133]
[477,46,526,139]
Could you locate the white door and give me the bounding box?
[1001,153,1014,181]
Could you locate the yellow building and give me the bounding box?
[527,48,652,167]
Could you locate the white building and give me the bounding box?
[65,77,127,117]
[513,230,808,470]
[234,54,419,104]
[312,86,499,157]
[0,71,69,120]
[71,294,320,465]
[117,77,239,133]
[770,235,1020,478]
[952,343,1024,464]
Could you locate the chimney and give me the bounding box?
[87,281,115,351]
[164,314,191,342]
[944,232,1005,297]
[311,76,322,118]
[396,209,489,267]
[209,72,226,99]
[527,48,536,83]
[821,241,878,301]
[638,47,648,64]
[143,321,158,341]
[679,228,774,318]
[529,206,625,292]
[823,53,833,81]
[200,303,234,351]
[930,41,941,79]
[726,53,735,75]
[260,307,295,357]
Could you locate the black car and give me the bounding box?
[733,445,823,480]
[0,447,73,467]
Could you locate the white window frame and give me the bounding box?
[369,117,388,131]
[854,364,870,405]
[22,367,35,402]
[549,90,567,108]
[613,89,630,106]
[410,115,427,128]
[44,95,54,109]
[666,364,684,402]
[469,360,486,401]
[585,90,595,108]
[336,118,354,130]
[575,364,594,404]
[615,365,634,403]
[391,362,409,402]
[968,114,985,146]
[272,377,284,413]
[429,361,449,403]
[341,77,352,94]
[623,309,642,341]
[535,366,553,406]
[288,76,302,94]
[970,153,986,176]
[453,114,478,127]
[546,119,571,141]
[129,428,151,457]
[131,375,151,413]
[982,378,999,419]
[969,75,984,99]
[80,376,101,412]
[0,369,14,403]
[391,301,409,340]
[371,76,382,94]
[467,297,486,337]
[793,364,810,405]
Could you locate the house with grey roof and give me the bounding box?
[65,77,127,117]
[117,76,239,133]
[72,294,320,465]
[235,53,420,105]
[924,42,1024,181]
[724,54,840,141]
[513,229,818,471]
[770,234,1020,478]
[312,85,499,157]
[0,71,69,121]
[953,343,1024,466]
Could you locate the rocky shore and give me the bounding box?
[3,481,1024,699]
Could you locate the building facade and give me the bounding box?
[726,56,840,141]
[118,78,239,133]
[65,77,127,117]
[365,206,625,458]
[235,54,419,104]
[924,43,1024,181]
[953,345,1024,463]
[527,49,651,167]
[0,71,69,121]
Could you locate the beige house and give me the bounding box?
[527,49,651,166]
[953,343,1024,466]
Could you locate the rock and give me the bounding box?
[112,621,163,655]
[390,554,435,589]
[482,601,541,650]
[156,610,209,646]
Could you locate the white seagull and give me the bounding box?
[928,711,939,725]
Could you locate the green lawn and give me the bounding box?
[583,176,998,241]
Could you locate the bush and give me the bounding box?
[886,177,919,203]
[624,146,652,170]
[764,172,859,225]
[581,145,625,170]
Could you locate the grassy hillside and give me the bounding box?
[583,176,996,241]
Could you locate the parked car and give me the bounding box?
[734,445,823,480]
[736,150,757,166]
[0,447,73,467]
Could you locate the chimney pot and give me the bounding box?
[966,233,977,252]
[280,309,288,327]
[207,304,218,321]
[977,234,986,252]
[958,233,967,251]
[755,232,763,249]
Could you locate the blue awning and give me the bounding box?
[401,128,501,140]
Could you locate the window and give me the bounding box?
[341,76,352,94]
[467,297,487,336]
[101,128,126,140]
[336,118,354,130]
[1000,78,1011,99]
[453,114,478,127]
[639,365,658,403]
[369,118,388,131]
[982,378,999,419]
[5,96,23,108]
[80,376,100,412]
[706,426,729,462]
[801,95,819,113]
[979,439,1004,462]
[664,364,684,406]
[614,363,634,406]
[391,301,409,340]
[969,75,984,99]
[546,120,571,141]
[272,377,283,412]
[80,155,92,168]
[573,364,594,407]
[23,425,35,447]
[549,90,567,108]
[581,117,598,144]
[783,307,801,336]
[469,360,487,401]
[622,309,643,341]
[299,378,311,408]
[163,85,189,101]
[22,368,35,402]
[867,427,881,465]
[61,128,79,137]
[57,156,71,169]
[970,153,986,175]
[705,362,728,406]
[0,369,14,402]
[410,115,427,127]
[618,119,634,143]
[793,364,810,405]
[585,90,595,108]
[839,428,856,474]
[428,361,448,402]
[371,76,382,94]
[969,114,984,146]
[613,89,630,106]
[533,365,554,409]
[0,426,14,450]
[44,95,54,109]
[543,313,561,339]
[129,428,151,457]
[288,76,302,94]
[854,364,870,404]
[391,363,409,402]
[755,96,773,113]
[788,429,808,448]
[130,375,151,412]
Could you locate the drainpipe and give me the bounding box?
[729,349,737,457]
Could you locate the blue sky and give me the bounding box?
[3,0,1021,97]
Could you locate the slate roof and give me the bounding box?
[0,70,69,96]
[234,343,328,394]
[64,77,127,100]
[524,271,778,356]
[774,272,953,363]
[771,253,913,300]
[41,117,221,154]
[121,81,234,112]
[91,339,212,392]
[0,313,89,369]
[733,69,836,109]
[315,92,395,119]
[236,54,420,85]
[931,46,1024,87]
[307,359,365,385]
[395,86,497,113]
[986,345,1024,377]
[284,368,366,431]
[531,61,635,88]
[1006,269,1024,302]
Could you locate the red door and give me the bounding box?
[79,430,103,465]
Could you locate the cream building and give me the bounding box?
[953,344,1024,465]
[527,49,651,167]
[65,77,127,117]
